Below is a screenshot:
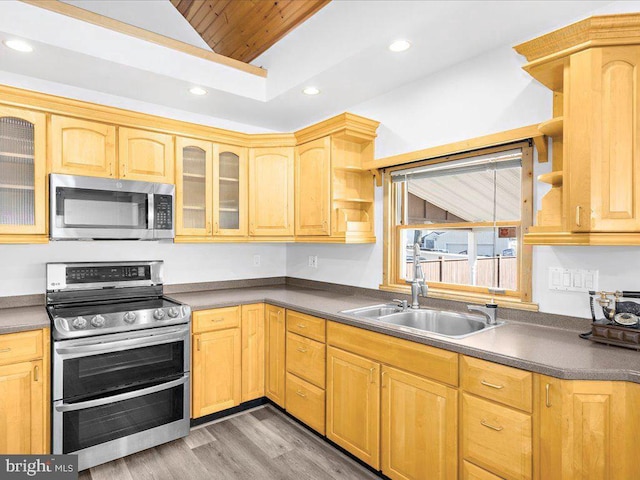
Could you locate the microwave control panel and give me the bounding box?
[154,194,173,230]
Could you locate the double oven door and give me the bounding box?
[52,324,190,470]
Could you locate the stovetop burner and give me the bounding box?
[47,261,191,340]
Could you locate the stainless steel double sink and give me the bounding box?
[340,304,504,339]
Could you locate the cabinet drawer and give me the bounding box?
[286,310,326,342]
[328,322,458,386]
[463,461,504,480]
[462,393,532,480]
[0,330,43,366]
[461,356,532,412]
[193,306,240,333]
[286,372,325,435]
[286,332,325,388]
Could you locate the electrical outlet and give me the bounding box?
[548,267,598,292]
[308,255,318,268]
[253,255,261,267]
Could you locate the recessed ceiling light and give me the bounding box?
[189,86,207,96]
[389,39,411,52]
[3,39,33,53]
[303,86,320,96]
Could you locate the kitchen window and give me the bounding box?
[382,141,534,307]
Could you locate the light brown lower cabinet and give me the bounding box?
[381,366,458,480]
[536,375,640,480]
[241,303,265,402]
[326,346,380,469]
[0,328,49,454]
[192,328,241,417]
[462,393,532,480]
[285,372,325,435]
[265,304,286,407]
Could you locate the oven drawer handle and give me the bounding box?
[55,375,188,412]
[56,329,187,355]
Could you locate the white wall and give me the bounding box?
[0,242,286,297]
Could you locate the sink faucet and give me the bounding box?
[468,302,499,325]
[406,243,428,309]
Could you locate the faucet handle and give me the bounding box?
[393,299,408,310]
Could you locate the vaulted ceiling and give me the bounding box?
[170,0,330,63]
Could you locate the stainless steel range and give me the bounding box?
[46,261,191,471]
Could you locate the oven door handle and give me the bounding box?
[54,375,188,412]
[55,328,187,356]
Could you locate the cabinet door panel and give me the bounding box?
[462,393,532,480]
[295,137,331,236]
[175,137,212,236]
[568,46,640,232]
[381,366,458,480]
[192,329,241,417]
[214,144,248,237]
[119,127,174,183]
[265,305,285,406]
[50,115,116,178]
[0,106,46,235]
[249,147,294,236]
[326,346,380,469]
[0,360,44,454]
[241,303,265,402]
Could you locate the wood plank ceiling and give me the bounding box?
[171,0,331,64]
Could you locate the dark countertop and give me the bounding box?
[2,284,638,383]
[171,286,640,383]
[0,305,49,334]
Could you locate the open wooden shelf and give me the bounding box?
[537,171,563,186]
[538,117,563,137]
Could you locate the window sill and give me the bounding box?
[379,284,539,312]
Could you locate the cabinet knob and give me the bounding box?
[207,222,212,234]
[296,347,307,353]
[296,390,306,398]
[214,222,219,233]
[34,365,39,382]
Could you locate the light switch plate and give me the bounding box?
[308,255,318,268]
[548,267,598,292]
[253,255,261,267]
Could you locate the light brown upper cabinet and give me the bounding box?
[567,46,640,233]
[119,127,174,183]
[0,106,47,238]
[295,137,331,236]
[175,137,213,237]
[50,115,116,178]
[249,147,294,237]
[214,144,248,237]
[516,15,640,245]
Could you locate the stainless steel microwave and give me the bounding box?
[50,174,174,240]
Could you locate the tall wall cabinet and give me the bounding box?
[515,13,640,245]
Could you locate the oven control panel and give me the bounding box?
[66,265,151,284]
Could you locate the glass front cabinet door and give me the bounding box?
[175,137,213,237]
[214,144,248,237]
[0,106,47,237]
